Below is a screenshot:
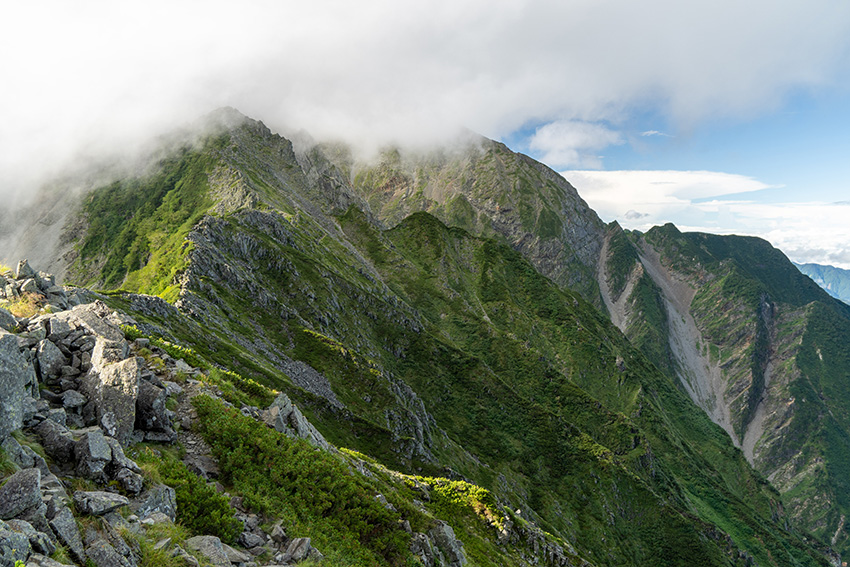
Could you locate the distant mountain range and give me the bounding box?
[795,262,850,305]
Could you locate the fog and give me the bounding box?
[3,0,850,203]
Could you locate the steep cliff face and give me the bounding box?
[2,109,843,565]
[600,223,850,557]
[302,137,607,304]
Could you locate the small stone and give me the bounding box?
[282,537,313,563]
[185,535,231,567]
[270,523,287,543]
[61,389,88,410]
[73,491,130,516]
[115,468,144,495]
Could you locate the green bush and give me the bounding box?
[134,447,241,543]
[192,395,412,565]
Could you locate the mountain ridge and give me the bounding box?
[2,108,847,565]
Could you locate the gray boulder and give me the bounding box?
[0,308,16,331]
[410,532,437,567]
[73,491,129,516]
[82,353,140,444]
[46,408,67,427]
[0,331,32,438]
[85,537,133,567]
[103,437,141,474]
[185,535,230,567]
[61,389,88,410]
[263,392,330,450]
[74,430,113,482]
[7,519,55,556]
[67,303,125,344]
[46,317,74,342]
[20,278,38,294]
[222,542,250,564]
[1,435,33,469]
[281,537,315,563]
[36,339,66,380]
[0,519,31,567]
[114,468,144,495]
[49,506,85,564]
[0,468,42,520]
[33,419,75,463]
[90,339,128,369]
[428,521,466,567]
[134,485,176,521]
[238,532,266,549]
[101,521,136,567]
[26,552,76,566]
[16,259,36,280]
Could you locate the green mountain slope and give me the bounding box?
[600,222,850,558]
[301,134,607,304]
[21,109,839,565]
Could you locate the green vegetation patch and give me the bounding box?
[192,395,414,566]
[133,446,241,543]
[605,225,639,299]
[74,144,217,293]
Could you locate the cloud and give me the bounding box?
[563,170,775,218]
[2,0,850,201]
[641,130,673,137]
[563,170,850,269]
[529,121,623,168]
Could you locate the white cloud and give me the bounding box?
[563,170,774,218]
[562,170,850,269]
[529,121,623,168]
[641,130,673,137]
[2,0,850,200]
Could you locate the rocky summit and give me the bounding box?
[1,108,849,566]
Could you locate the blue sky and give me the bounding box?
[2,0,850,267]
[542,89,850,268]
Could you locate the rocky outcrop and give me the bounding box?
[0,259,87,312]
[0,265,186,567]
[262,392,331,451]
[0,332,29,438]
